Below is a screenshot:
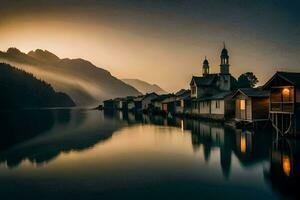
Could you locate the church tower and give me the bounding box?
[202,57,209,76]
[220,43,230,74]
[219,43,232,91]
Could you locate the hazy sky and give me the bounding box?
[0,0,299,92]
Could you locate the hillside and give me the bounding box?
[122,79,167,94]
[0,63,75,108]
[0,48,141,106]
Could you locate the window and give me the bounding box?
[215,100,220,108]
[180,100,184,107]
[240,100,246,110]
[282,88,292,102]
[191,86,196,95]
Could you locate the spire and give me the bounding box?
[203,56,209,76]
[220,42,230,74]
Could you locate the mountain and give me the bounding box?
[0,48,141,106]
[0,63,75,108]
[122,79,167,95]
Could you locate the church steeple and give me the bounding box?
[202,56,209,76]
[220,42,230,74]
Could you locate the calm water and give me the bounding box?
[0,109,299,200]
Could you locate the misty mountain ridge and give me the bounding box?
[122,79,167,95]
[0,63,75,108]
[0,48,141,106]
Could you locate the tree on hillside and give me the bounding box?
[237,72,258,88]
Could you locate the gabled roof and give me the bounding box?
[190,74,218,86]
[134,92,158,101]
[176,89,191,99]
[263,71,300,89]
[232,88,269,98]
[151,94,175,102]
[175,89,190,96]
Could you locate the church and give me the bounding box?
[189,44,237,120]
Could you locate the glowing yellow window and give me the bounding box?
[240,100,246,110]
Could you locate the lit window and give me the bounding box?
[282,88,291,102]
[282,88,290,96]
[240,100,246,110]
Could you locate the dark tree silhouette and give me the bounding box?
[237,72,258,88]
[0,63,75,108]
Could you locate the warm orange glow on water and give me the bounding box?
[240,134,246,153]
[282,155,291,177]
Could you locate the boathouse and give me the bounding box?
[263,72,300,136]
[232,88,269,122]
[161,95,177,114]
[191,91,235,120]
[174,89,191,115]
[103,99,115,110]
[151,94,174,111]
[134,92,158,111]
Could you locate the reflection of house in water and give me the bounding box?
[186,120,235,177]
[232,129,272,167]
[184,119,272,178]
[264,139,300,199]
[106,111,274,179]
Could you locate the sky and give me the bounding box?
[0,0,299,92]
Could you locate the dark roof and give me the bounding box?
[264,71,300,89]
[176,89,191,97]
[175,89,187,96]
[198,91,233,101]
[232,88,269,98]
[135,92,158,101]
[151,94,174,102]
[191,74,218,86]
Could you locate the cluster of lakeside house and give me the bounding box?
[103,45,300,136]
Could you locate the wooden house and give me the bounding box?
[151,94,173,111]
[190,91,234,120]
[127,99,135,111]
[113,98,124,110]
[232,88,269,122]
[134,93,158,111]
[161,95,177,114]
[209,91,235,119]
[103,99,115,110]
[174,89,191,115]
[263,72,300,136]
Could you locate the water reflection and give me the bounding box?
[106,111,274,177]
[0,109,299,199]
[0,109,126,168]
[264,139,300,199]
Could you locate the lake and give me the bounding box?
[0,109,299,200]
